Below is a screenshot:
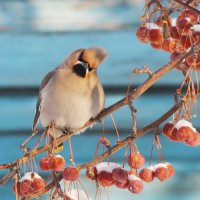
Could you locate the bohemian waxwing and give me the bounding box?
[32,47,107,137]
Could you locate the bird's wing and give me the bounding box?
[32,69,57,132]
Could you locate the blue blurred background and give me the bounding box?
[0,0,200,199]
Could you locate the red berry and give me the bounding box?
[128,178,144,194]
[154,164,169,181]
[86,166,97,181]
[181,10,198,24]
[186,132,200,146]
[176,126,195,143]
[112,167,128,184]
[162,123,178,141]
[148,29,163,44]
[32,178,46,192]
[49,155,66,171]
[151,42,162,49]
[136,26,149,43]
[63,166,80,181]
[166,163,175,178]
[162,39,176,52]
[176,17,191,32]
[139,167,154,183]
[39,157,50,171]
[113,180,128,189]
[180,35,195,49]
[128,152,145,169]
[19,172,45,196]
[20,179,33,195]
[13,182,23,197]
[170,51,181,61]
[170,26,180,39]
[97,171,114,187]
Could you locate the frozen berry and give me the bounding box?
[154,163,169,181]
[176,17,191,32]
[13,182,23,197]
[136,26,149,43]
[128,175,144,194]
[18,172,46,196]
[112,167,128,184]
[151,42,162,49]
[162,122,178,141]
[86,166,97,181]
[128,152,145,169]
[170,26,180,39]
[39,156,50,171]
[32,178,46,192]
[176,126,195,143]
[148,28,163,44]
[186,132,200,146]
[97,171,113,187]
[49,155,66,171]
[162,39,176,52]
[180,35,195,49]
[181,10,198,23]
[166,163,175,178]
[63,166,80,182]
[113,180,128,189]
[20,179,33,195]
[139,167,154,182]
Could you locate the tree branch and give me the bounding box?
[172,0,200,15]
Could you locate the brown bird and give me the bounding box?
[33,47,107,137]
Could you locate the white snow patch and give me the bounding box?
[128,174,142,181]
[171,18,177,26]
[53,154,64,159]
[19,172,41,182]
[147,165,155,171]
[145,23,161,30]
[191,24,200,32]
[96,162,121,174]
[154,163,167,169]
[175,119,196,132]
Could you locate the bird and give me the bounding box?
[32,47,107,137]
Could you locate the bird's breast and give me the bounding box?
[39,72,104,130]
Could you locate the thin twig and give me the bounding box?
[172,0,200,15]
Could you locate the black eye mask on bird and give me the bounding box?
[73,61,90,78]
[73,51,94,78]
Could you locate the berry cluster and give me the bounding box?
[39,155,66,171]
[140,163,174,182]
[86,159,174,194]
[162,119,200,146]
[86,162,144,194]
[136,9,200,71]
[13,172,45,197]
[13,154,81,198]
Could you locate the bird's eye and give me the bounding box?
[73,63,87,78]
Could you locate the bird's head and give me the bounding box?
[66,47,107,78]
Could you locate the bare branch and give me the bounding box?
[172,0,200,15]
